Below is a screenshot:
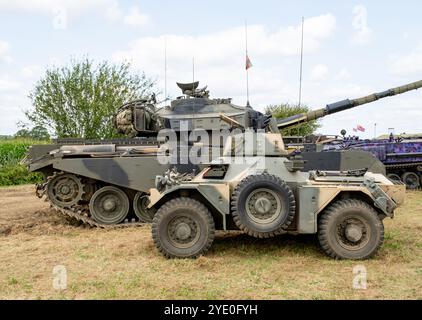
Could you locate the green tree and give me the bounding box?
[265,103,321,136]
[14,129,30,139]
[14,125,49,140]
[29,125,50,140]
[26,58,156,139]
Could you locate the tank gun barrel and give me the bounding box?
[276,80,422,130]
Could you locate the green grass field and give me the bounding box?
[0,138,45,186]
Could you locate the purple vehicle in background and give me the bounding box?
[324,133,422,189]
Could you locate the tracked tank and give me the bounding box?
[24,80,422,227]
[25,82,271,226]
[320,133,422,189]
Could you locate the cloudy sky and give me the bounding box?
[0,0,421,138]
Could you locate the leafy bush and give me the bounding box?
[0,139,46,186]
[0,164,42,186]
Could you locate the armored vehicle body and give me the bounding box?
[25,80,421,228]
[148,132,406,260]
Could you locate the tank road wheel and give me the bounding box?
[152,198,215,259]
[47,173,84,208]
[401,172,420,189]
[133,192,157,223]
[89,186,130,225]
[231,174,296,239]
[387,174,402,184]
[318,199,384,260]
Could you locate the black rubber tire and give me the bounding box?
[401,172,420,189]
[89,186,130,225]
[133,192,156,223]
[318,199,384,260]
[152,198,215,259]
[231,174,296,239]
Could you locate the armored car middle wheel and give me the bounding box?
[152,198,215,259]
[231,174,296,239]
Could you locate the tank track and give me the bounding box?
[36,180,146,229]
[53,137,158,146]
[386,162,422,170]
[50,203,145,229]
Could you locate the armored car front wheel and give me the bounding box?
[152,198,215,259]
[318,199,384,260]
[231,174,296,238]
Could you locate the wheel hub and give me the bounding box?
[103,198,116,212]
[168,216,200,247]
[246,188,282,224]
[254,197,272,214]
[175,222,192,240]
[345,224,363,242]
[336,217,369,251]
[59,185,71,195]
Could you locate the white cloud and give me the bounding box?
[0,0,106,14]
[0,40,12,63]
[351,5,373,45]
[104,1,123,21]
[335,68,351,80]
[112,14,335,106]
[310,64,329,81]
[113,14,336,67]
[0,0,150,28]
[123,6,150,27]
[0,76,21,92]
[21,65,43,79]
[391,43,422,76]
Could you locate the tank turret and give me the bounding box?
[114,82,272,137]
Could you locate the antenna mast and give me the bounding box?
[192,57,195,85]
[298,16,305,107]
[164,37,167,102]
[245,20,250,107]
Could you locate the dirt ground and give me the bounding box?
[0,184,421,300]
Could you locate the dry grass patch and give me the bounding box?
[0,185,420,299]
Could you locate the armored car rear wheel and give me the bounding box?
[133,192,156,223]
[89,186,130,225]
[318,199,384,260]
[152,198,215,259]
[231,174,296,238]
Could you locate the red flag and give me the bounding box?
[246,55,253,70]
[357,125,366,132]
